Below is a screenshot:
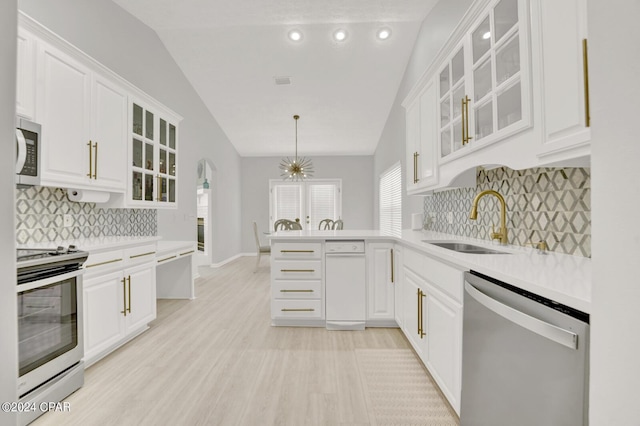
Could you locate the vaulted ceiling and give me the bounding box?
[111,0,440,156]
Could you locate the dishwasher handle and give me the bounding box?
[464,281,578,350]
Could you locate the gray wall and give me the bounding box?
[589,0,640,422]
[241,156,374,252]
[372,0,473,228]
[18,0,243,263]
[1,2,18,424]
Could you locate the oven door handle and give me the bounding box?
[16,129,27,174]
[17,269,84,293]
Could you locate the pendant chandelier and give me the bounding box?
[279,114,314,181]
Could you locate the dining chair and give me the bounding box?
[274,219,303,231]
[318,219,334,230]
[253,221,270,272]
[332,219,344,230]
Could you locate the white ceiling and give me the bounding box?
[111,0,440,156]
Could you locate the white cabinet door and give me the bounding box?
[424,282,463,414]
[537,0,590,158]
[418,79,439,188]
[37,41,91,187]
[393,246,403,327]
[124,263,156,333]
[402,268,426,360]
[83,271,126,362]
[366,243,395,323]
[90,74,127,191]
[16,27,36,120]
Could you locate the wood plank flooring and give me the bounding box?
[33,257,458,426]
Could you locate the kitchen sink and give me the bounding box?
[422,241,510,255]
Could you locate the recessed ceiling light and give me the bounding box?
[333,29,348,42]
[376,27,391,40]
[288,29,303,42]
[482,31,491,40]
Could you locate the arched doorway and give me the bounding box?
[196,159,216,267]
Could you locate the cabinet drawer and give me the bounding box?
[272,243,322,259]
[84,249,124,275]
[124,244,157,265]
[404,248,464,302]
[272,280,321,299]
[273,260,322,280]
[272,299,322,319]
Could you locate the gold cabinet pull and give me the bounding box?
[127,275,132,313]
[390,248,394,283]
[156,175,162,201]
[417,288,421,336]
[158,255,177,263]
[464,95,472,144]
[420,289,426,338]
[87,141,93,178]
[94,141,98,179]
[461,98,466,145]
[280,250,315,253]
[413,152,420,183]
[130,251,156,259]
[180,250,195,256]
[280,269,315,273]
[280,289,314,293]
[582,39,590,127]
[85,258,123,268]
[120,277,127,317]
[281,308,315,312]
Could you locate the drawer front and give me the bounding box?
[124,244,157,265]
[272,280,322,299]
[84,249,124,275]
[272,299,322,319]
[404,248,464,302]
[272,243,322,259]
[273,260,322,280]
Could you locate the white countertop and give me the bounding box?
[268,229,592,313]
[17,236,161,252]
[156,240,196,256]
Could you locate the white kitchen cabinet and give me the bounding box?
[16,27,37,120]
[393,246,404,328]
[35,37,128,193]
[366,243,396,325]
[123,263,157,332]
[128,99,179,208]
[270,242,324,325]
[535,0,590,161]
[424,281,463,414]
[401,267,427,360]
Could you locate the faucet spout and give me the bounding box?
[469,189,508,245]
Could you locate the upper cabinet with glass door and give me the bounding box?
[438,0,531,162]
[130,99,179,208]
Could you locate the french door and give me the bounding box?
[269,179,342,231]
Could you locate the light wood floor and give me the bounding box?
[33,257,458,426]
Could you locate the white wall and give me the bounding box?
[17,0,243,263]
[0,2,18,424]
[589,0,640,423]
[373,0,473,228]
[241,156,374,252]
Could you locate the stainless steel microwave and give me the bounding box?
[15,117,41,186]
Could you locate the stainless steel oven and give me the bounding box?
[16,247,88,425]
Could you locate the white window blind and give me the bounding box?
[270,180,342,230]
[273,184,302,223]
[379,163,402,237]
[307,183,339,231]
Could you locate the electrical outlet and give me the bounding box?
[447,212,453,224]
[63,214,73,227]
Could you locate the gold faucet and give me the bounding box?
[469,190,508,245]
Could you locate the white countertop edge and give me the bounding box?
[268,229,592,313]
[156,240,196,256]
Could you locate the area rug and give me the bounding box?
[355,349,459,426]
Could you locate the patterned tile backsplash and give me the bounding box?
[16,186,157,245]
[423,167,590,257]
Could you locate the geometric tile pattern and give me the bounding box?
[423,167,591,257]
[16,186,157,245]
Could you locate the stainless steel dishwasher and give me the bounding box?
[325,241,366,330]
[461,271,589,426]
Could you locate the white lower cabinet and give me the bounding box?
[399,247,464,415]
[83,259,156,366]
[393,246,404,328]
[366,243,396,325]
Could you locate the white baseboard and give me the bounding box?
[209,253,254,268]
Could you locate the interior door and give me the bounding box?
[270,179,342,231]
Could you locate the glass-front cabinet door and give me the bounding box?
[129,100,178,207]
[470,0,530,143]
[438,45,467,159]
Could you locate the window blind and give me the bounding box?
[379,163,402,237]
[307,183,338,230]
[273,184,302,223]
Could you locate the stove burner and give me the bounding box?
[17,246,89,284]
